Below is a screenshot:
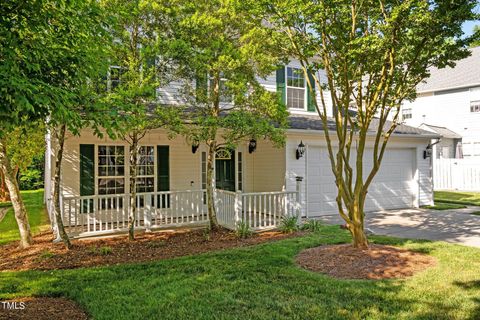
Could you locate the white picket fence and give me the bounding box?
[433,158,480,191]
[59,188,300,238]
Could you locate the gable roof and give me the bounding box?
[419,123,462,139]
[288,114,439,138]
[417,46,480,93]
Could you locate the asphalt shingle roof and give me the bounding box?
[288,114,439,137]
[417,46,480,93]
[420,124,462,139]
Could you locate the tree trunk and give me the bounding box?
[53,124,72,249]
[128,132,139,241]
[348,202,368,249]
[0,139,32,248]
[0,170,11,202]
[206,141,219,229]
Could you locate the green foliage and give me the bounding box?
[162,0,288,147]
[279,216,299,234]
[301,219,322,232]
[236,221,253,239]
[0,190,48,246]
[471,25,480,47]
[2,227,480,319]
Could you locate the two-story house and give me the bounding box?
[402,46,480,159]
[44,59,437,239]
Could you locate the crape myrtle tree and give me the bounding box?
[260,0,480,248]
[102,0,182,240]
[162,0,288,229]
[0,0,109,248]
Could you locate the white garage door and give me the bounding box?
[306,147,415,216]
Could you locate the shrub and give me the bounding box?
[279,216,299,234]
[301,219,322,232]
[236,221,253,239]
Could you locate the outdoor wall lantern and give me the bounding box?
[191,140,200,154]
[423,144,432,159]
[248,139,257,154]
[296,141,306,160]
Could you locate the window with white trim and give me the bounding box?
[136,146,155,193]
[108,66,124,91]
[286,67,306,109]
[98,146,125,195]
[470,100,480,113]
[402,107,412,120]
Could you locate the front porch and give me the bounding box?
[54,188,300,239]
[44,128,302,239]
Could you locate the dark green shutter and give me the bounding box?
[195,71,208,102]
[276,66,286,105]
[157,146,170,191]
[80,144,95,196]
[307,70,316,112]
[157,146,170,208]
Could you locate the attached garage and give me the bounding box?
[305,146,416,216]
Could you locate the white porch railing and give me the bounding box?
[61,190,208,238]
[215,189,300,231]
[60,181,302,238]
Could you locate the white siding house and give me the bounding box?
[402,46,480,159]
[401,46,480,191]
[45,59,436,238]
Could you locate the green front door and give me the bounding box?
[215,150,235,191]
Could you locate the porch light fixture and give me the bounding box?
[248,139,257,154]
[191,140,200,154]
[296,141,306,160]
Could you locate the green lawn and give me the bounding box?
[1,226,480,319]
[421,203,467,210]
[435,191,480,206]
[0,189,49,246]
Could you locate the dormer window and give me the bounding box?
[286,67,306,109]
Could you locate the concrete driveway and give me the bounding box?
[319,206,480,248]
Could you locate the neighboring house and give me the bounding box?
[418,124,463,159]
[44,59,437,239]
[401,46,480,159]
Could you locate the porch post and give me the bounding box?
[296,176,303,224]
[234,191,242,229]
[145,194,152,232]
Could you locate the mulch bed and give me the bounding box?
[296,244,436,280]
[0,228,304,272]
[0,297,88,320]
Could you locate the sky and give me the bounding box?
[462,20,479,37]
[462,4,480,37]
